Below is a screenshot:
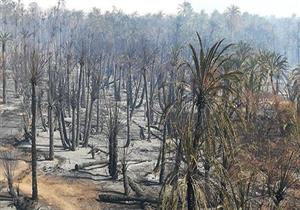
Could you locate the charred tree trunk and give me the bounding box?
[71,84,76,151]
[122,148,130,196]
[31,82,38,201]
[159,123,167,184]
[61,109,71,148]
[149,73,154,124]
[83,65,101,147]
[128,67,133,107]
[38,90,47,132]
[76,59,84,147]
[14,77,19,97]
[81,66,86,108]
[48,102,54,160]
[108,105,119,180]
[123,169,130,196]
[186,171,195,210]
[109,130,118,179]
[71,103,76,151]
[48,57,54,160]
[96,96,101,134]
[109,134,118,179]
[130,75,144,119]
[125,78,131,147]
[66,54,71,117]
[57,108,69,149]
[83,97,95,147]
[83,69,91,147]
[143,68,151,141]
[2,41,6,104]
[114,64,121,101]
[297,96,300,117]
[48,93,54,160]
[174,139,182,183]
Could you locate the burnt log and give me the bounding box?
[74,161,108,170]
[98,194,158,204]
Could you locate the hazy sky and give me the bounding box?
[22,0,300,17]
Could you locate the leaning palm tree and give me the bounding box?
[0,32,11,104]
[161,33,241,210]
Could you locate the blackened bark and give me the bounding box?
[109,131,118,180]
[125,80,131,147]
[48,58,54,160]
[114,65,121,101]
[81,66,86,108]
[96,97,101,134]
[143,68,151,141]
[66,54,71,117]
[83,70,91,147]
[38,90,47,132]
[159,123,167,184]
[186,172,195,210]
[76,59,84,147]
[83,98,94,147]
[61,109,71,148]
[48,92,54,160]
[108,106,119,180]
[2,42,6,104]
[31,82,38,201]
[71,104,76,151]
[57,108,69,149]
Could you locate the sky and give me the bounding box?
[21,0,300,17]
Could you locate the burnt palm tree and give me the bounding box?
[28,49,47,201]
[0,32,11,104]
[107,101,120,180]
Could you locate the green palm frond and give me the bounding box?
[161,33,244,210]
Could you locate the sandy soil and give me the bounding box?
[0,79,163,210]
[19,175,100,210]
[0,85,103,210]
[0,145,102,210]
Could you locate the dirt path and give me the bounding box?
[0,145,102,210]
[0,98,102,210]
[18,174,100,210]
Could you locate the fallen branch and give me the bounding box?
[127,159,151,166]
[128,176,154,210]
[128,177,143,196]
[87,144,108,155]
[150,131,162,141]
[74,161,108,171]
[75,159,150,171]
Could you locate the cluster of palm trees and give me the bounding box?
[0,1,299,208]
[159,34,299,209]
